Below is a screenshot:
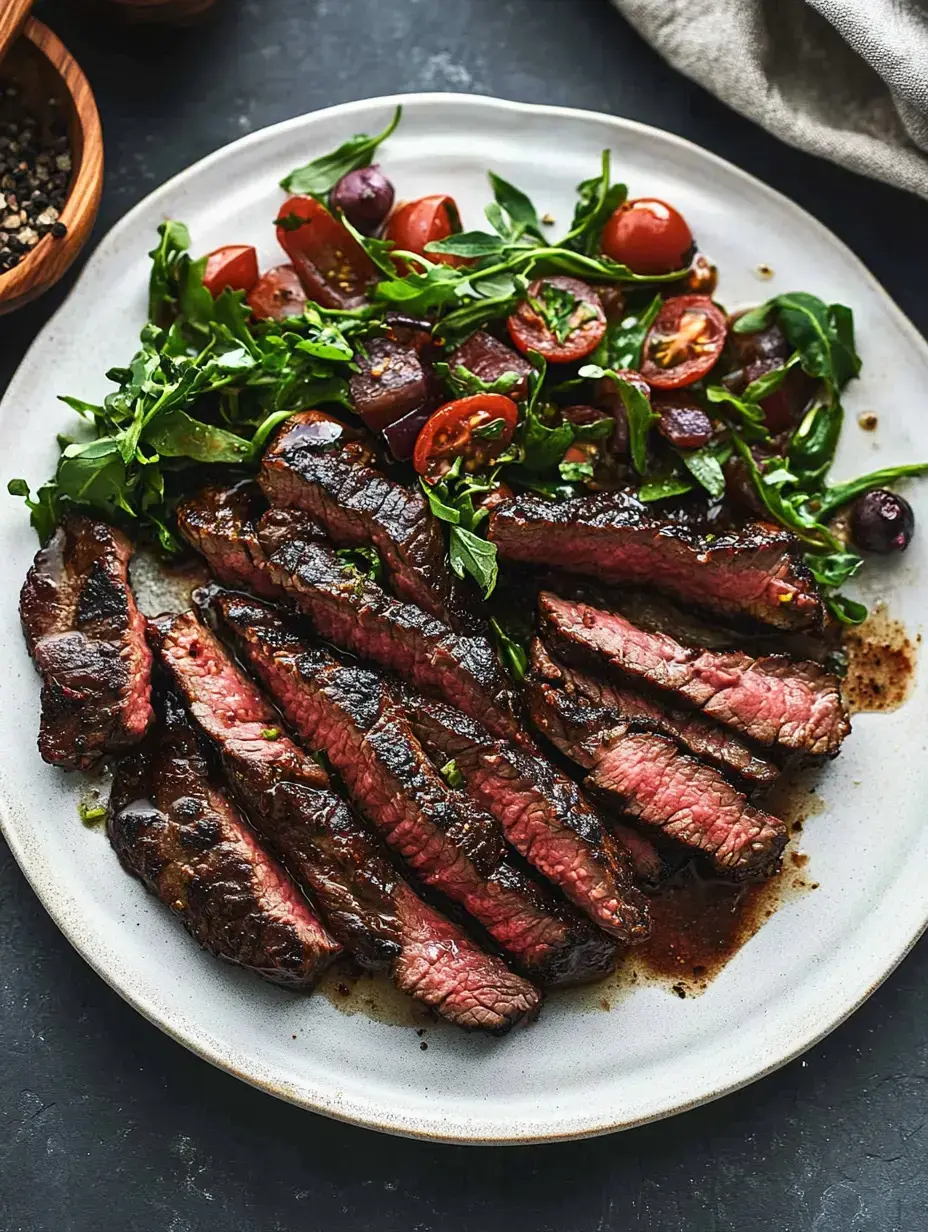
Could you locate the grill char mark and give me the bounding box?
[211,591,619,986]
[19,514,153,769]
[109,691,338,987]
[148,610,539,1031]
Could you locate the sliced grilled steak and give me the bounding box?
[539,593,849,758]
[19,514,153,769]
[259,409,480,632]
[349,334,434,432]
[109,690,337,988]
[211,591,618,985]
[394,690,649,942]
[525,674,787,879]
[258,523,524,745]
[489,492,824,631]
[148,610,539,1031]
[529,636,779,789]
[447,332,534,401]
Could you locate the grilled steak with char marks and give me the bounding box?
[539,593,849,758]
[20,514,153,769]
[149,610,539,1031]
[489,492,824,631]
[529,636,779,789]
[260,409,480,632]
[212,591,619,985]
[525,673,787,879]
[109,690,338,987]
[395,690,649,942]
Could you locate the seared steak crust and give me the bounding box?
[525,674,788,879]
[148,610,539,1030]
[260,410,480,632]
[109,691,338,987]
[529,636,779,789]
[539,593,849,758]
[261,527,524,745]
[396,690,649,942]
[212,591,617,986]
[20,514,153,768]
[489,492,824,631]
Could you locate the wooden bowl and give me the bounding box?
[0,19,103,315]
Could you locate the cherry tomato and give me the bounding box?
[246,264,307,321]
[413,394,519,482]
[202,245,259,297]
[640,295,728,389]
[276,194,377,310]
[386,195,466,267]
[602,198,693,275]
[507,276,606,364]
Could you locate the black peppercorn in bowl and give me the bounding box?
[0,18,102,315]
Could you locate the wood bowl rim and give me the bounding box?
[0,17,104,311]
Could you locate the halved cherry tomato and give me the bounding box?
[507,276,606,364]
[202,245,259,297]
[276,194,377,310]
[246,264,307,321]
[385,194,466,268]
[602,198,693,275]
[640,295,727,389]
[413,394,519,482]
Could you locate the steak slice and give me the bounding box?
[539,592,849,758]
[260,409,480,632]
[212,590,618,986]
[395,690,649,943]
[148,610,539,1031]
[19,514,153,769]
[489,492,824,631]
[529,636,779,789]
[525,674,787,879]
[109,690,338,988]
[259,523,524,745]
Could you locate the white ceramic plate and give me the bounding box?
[2,94,927,1145]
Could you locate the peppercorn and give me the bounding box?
[0,81,71,275]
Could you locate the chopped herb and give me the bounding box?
[490,618,529,681]
[261,727,281,740]
[336,545,384,583]
[531,282,597,344]
[439,759,464,789]
[78,800,107,827]
[592,293,661,370]
[273,211,307,232]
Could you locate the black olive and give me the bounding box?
[330,164,395,235]
[850,488,915,554]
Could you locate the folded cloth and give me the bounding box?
[612,0,928,199]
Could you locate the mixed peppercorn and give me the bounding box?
[0,82,71,276]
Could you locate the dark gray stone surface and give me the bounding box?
[2,2,928,1229]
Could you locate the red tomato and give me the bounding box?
[202,245,259,297]
[276,194,377,309]
[413,394,519,481]
[507,276,606,364]
[246,264,307,321]
[640,295,728,389]
[602,198,693,275]
[385,195,466,267]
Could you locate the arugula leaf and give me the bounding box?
[148,220,190,325]
[280,105,402,195]
[145,409,253,463]
[449,525,498,597]
[531,282,598,345]
[742,354,800,401]
[425,231,507,259]
[579,364,656,474]
[736,292,861,398]
[704,384,768,432]
[472,417,509,441]
[563,151,628,255]
[638,472,694,502]
[559,458,595,483]
[803,549,863,590]
[374,261,466,316]
[573,417,615,442]
[681,446,726,498]
[7,478,61,543]
[420,476,461,524]
[487,171,546,242]
[433,362,522,399]
[730,435,837,548]
[826,593,868,625]
[592,294,661,370]
[813,462,928,520]
[490,618,529,681]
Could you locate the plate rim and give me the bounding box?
[2,91,927,1145]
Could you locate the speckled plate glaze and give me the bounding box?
[1,94,927,1144]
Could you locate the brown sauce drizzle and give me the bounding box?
[842,603,918,713]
